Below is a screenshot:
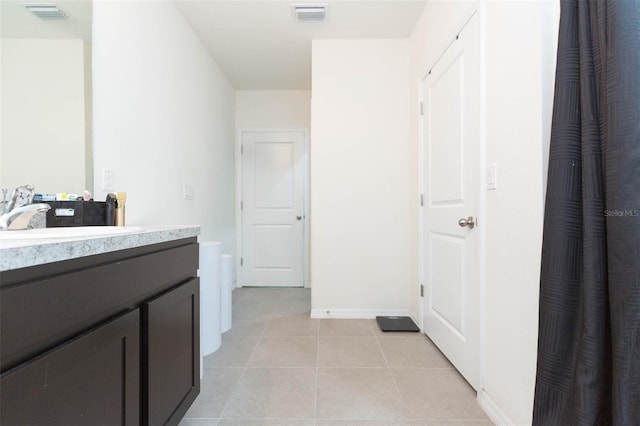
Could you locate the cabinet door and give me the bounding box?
[0,309,140,426]
[144,278,200,426]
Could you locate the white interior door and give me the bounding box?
[241,130,305,287]
[421,14,480,389]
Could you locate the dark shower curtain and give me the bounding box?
[533,0,640,425]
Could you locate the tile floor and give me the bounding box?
[180,288,492,426]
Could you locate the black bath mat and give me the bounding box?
[376,316,420,332]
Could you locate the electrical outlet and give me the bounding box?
[486,163,497,190]
[183,184,194,200]
[102,168,113,191]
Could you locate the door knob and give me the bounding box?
[458,216,475,229]
[296,216,302,221]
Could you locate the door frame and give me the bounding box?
[235,127,310,289]
[417,9,487,391]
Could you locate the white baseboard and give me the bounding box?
[310,309,410,319]
[478,390,516,425]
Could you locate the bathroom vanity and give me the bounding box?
[0,226,200,425]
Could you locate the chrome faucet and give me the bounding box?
[0,185,51,230]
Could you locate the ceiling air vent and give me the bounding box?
[292,4,327,22]
[20,3,69,20]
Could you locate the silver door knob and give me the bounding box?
[296,216,302,221]
[458,216,475,229]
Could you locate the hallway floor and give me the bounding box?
[180,288,491,426]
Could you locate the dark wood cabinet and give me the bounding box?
[0,237,200,425]
[1,309,140,426]
[144,278,200,426]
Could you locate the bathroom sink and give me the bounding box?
[0,226,144,240]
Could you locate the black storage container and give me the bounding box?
[45,201,107,227]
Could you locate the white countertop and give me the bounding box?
[0,225,200,271]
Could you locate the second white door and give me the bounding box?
[241,130,305,287]
[421,14,480,389]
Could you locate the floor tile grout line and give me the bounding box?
[371,322,390,369]
[372,321,413,421]
[204,414,492,421]
[216,417,316,421]
[217,303,268,419]
[214,365,245,420]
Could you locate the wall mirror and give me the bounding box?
[1,0,93,198]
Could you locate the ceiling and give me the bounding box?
[175,0,428,90]
[0,0,427,90]
[0,0,92,40]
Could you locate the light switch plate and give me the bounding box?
[486,163,497,190]
[183,184,194,200]
[102,168,113,191]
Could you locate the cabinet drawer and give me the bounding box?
[1,242,198,371]
[0,309,140,426]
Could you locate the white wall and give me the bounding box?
[409,1,558,424]
[310,39,411,317]
[1,39,87,194]
[92,0,236,252]
[236,90,310,129]
[482,2,554,423]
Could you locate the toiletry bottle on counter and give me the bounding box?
[105,193,116,226]
[114,192,127,226]
[105,192,126,226]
